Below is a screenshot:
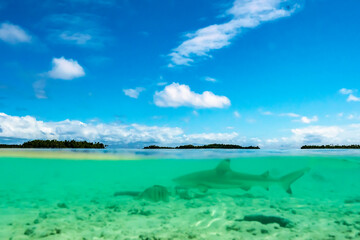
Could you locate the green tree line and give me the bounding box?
[144,144,260,149]
[301,144,360,149]
[0,140,106,149]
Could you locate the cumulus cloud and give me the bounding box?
[32,80,47,99]
[47,57,85,80]
[234,111,241,118]
[265,111,317,123]
[339,88,353,95]
[300,116,318,124]
[279,112,300,117]
[59,32,92,45]
[260,110,273,115]
[123,87,145,99]
[260,111,317,124]
[2,112,360,148]
[0,112,183,144]
[291,126,342,141]
[0,22,31,44]
[339,88,360,102]
[289,125,346,147]
[204,77,217,82]
[264,124,360,148]
[157,82,168,86]
[347,94,360,102]
[169,0,300,66]
[184,132,239,142]
[33,57,85,98]
[154,83,231,108]
[0,112,241,146]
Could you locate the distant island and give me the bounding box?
[0,140,106,149]
[301,145,360,149]
[144,144,260,149]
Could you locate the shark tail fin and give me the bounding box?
[279,167,310,194]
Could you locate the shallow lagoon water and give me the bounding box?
[1,149,360,239]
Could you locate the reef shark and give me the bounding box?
[173,159,309,194]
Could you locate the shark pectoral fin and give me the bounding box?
[215,159,231,176]
[261,171,270,178]
[279,167,310,194]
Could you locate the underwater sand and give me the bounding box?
[1,149,360,239]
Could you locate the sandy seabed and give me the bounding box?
[2,186,360,240]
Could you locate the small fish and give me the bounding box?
[173,159,309,194]
[139,185,169,202]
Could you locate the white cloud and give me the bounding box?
[157,82,168,86]
[0,112,183,144]
[261,111,318,124]
[0,22,31,44]
[339,88,360,102]
[0,112,242,146]
[344,114,360,120]
[59,32,92,45]
[123,87,145,99]
[300,116,318,124]
[279,112,300,117]
[154,83,231,108]
[264,125,351,148]
[291,126,342,140]
[32,80,47,99]
[266,138,279,143]
[204,77,217,82]
[288,126,346,147]
[339,88,353,95]
[169,0,300,66]
[47,57,85,80]
[347,94,360,102]
[184,132,239,142]
[260,110,273,115]
[234,111,241,118]
[3,112,360,149]
[266,124,360,148]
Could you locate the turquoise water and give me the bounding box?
[1,149,360,239]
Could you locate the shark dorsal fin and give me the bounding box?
[261,171,270,178]
[215,159,231,175]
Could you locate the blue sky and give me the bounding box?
[0,0,360,148]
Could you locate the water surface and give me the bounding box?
[1,149,360,239]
